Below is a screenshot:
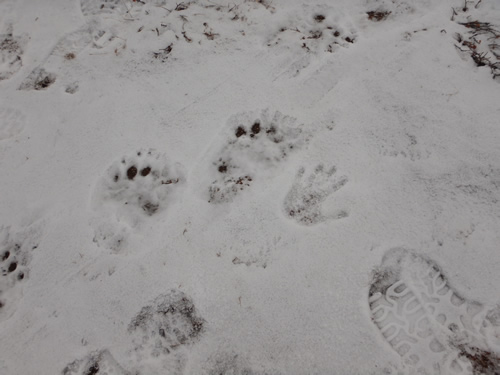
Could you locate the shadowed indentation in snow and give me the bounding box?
[208,109,309,203]
[91,149,183,252]
[0,27,24,82]
[0,107,25,141]
[18,68,56,91]
[283,164,348,225]
[369,248,500,374]
[0,225,41,323]
[62,349,129,375]
[127,290,205,374]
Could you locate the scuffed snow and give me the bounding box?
[0,0,500,374]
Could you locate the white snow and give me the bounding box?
[1,0,500,374]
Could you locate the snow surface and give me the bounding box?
[0,0,500,374]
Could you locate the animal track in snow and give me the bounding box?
[80,0,127,17]
[0,27,24,82]
[127,290,205,373]
[208,109,308,203]
[369,248,500,374]
[62,349,129,375]
[18,68,56,91]
[93,149,182,217]
[0,226,40,323]
[206,352,271,375]
[267,6,357,55]
[0,107,25,141]
[283,164,348,225]
[91,149,183,251]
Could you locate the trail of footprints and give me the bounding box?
[63,290,205,375]
[369,248,500,374]
[62,289,278,374]
[17,0,361,90]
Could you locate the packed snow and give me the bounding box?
[1,0,500,374]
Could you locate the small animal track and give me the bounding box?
[283,164,348,225]
[127,290,205,373]
[208,109,308,203]
[18,68,56,91]
[0,107,25,141]
[62,349,129,375]
[0,28,24,82]
[369,248,500,374]
[0,226,40,323]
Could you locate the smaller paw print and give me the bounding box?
[284,164,348,225]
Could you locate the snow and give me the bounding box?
[0,0,500,374]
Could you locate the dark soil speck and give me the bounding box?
[251,121,261,135]
[127,166,138,180]
[140,167,151,177]
[8,262,17,273]
[235,126,246,138]
[314,14,325,23]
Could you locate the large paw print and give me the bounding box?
[127,290,205,373]
[283,164,348,225]
[208,109,308,203]
[94,149,182,217]
[224,110,306,163]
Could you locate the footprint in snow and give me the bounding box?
[61,290,205,375]
[369,248,500,375]
[0,26,26,82]
[127,290,205,374]
[91,149,183,252]
[283,164,348,225]
[0,224,42,324]
[62,349,129,375]
[207,109,310,204]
